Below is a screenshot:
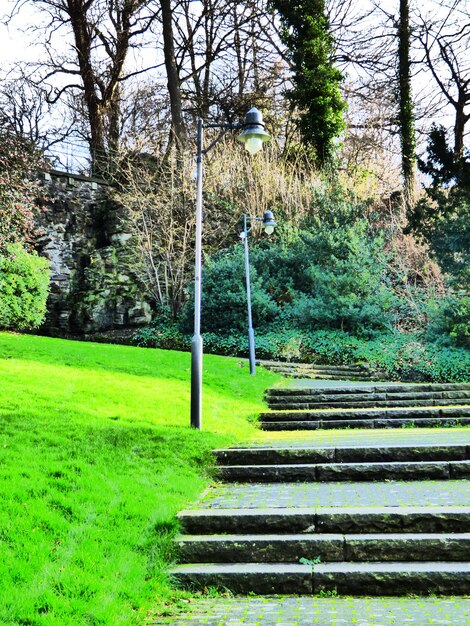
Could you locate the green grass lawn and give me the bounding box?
[0,332,280,626]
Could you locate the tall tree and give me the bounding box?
[270,0,346,165]
[398,0,417,208]
[161,0,187,149]
[8,0,157,173]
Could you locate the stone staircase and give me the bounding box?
[172,381,470,597]
[261,382,470,430]
[258,360,378,381]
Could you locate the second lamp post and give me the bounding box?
[240,210,276,375]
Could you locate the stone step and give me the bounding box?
[259,360,369,372]
[261,407,470,422]
[267,394,470,410]
[261,417,470,430]
[275,373,375,381]
[217,460,470,482]
[314,561,470,595]
[171,562,312,594]
[171,561,470,595]
[268,367,370,380]
[259,406,470,430]
[214,443,470,466]
[177,533,470,563]
[265,365,367,372]
[260,417,470,431]
[177,506,470,535]
[266,383,470,397]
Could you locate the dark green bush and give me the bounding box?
[0,243,50,330]
[133,306,189,350]
[180,218,397,337]
[179,248,279,334]
[426,294,470,349]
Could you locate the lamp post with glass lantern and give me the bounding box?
[191,107,271,430]
[240,210,276,376]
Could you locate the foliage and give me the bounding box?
[426,294,470,349]
[180,247,279,334]
[132,325,470,383]
[408,125,470,288]
[270,0,346,165]
[0,332,279,625]
[133,306,188,350]
[181,212,397,337]
[0,133,44,253]
[0,243,50,330]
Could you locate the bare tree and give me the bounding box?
[417,0,470,158]
[0,76,72,148]
[7,0,159,173]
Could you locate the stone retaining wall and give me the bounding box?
[36,170,152,334]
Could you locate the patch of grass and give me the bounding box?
[0,332,279,625]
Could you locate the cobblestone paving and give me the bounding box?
[158,596,470,625]
[243,428,470,449]
[199,480,470,509]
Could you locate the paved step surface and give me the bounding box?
[156,595,470,625]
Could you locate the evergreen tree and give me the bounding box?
[271,0,346,165]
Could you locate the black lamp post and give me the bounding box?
[191,108,271,430]
[240,210,276,375]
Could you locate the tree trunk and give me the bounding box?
[161,0,187,149]
[398,0,417,211]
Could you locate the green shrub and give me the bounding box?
[133,306,189,350]
[426,294,470,349]
[179,248,279,334]
[0,243,50,330]
[132,323,469,383]
[180,218,397,337]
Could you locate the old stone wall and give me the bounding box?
[36,170,152,334]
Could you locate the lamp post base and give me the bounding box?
[248,327,256,375]
[191,334,203,429]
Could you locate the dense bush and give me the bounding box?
[180,217,397,337]
[0,243,50,330]
[179,249,279,334]
[426,294,470,349]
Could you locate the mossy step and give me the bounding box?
[171,562,312,594]
[177,506,470,535]
[261,417,470,430]
[217,460,470,482]
[267,398,470,410]
[258,360,369,372]
[261,406,470,422]
[214,443,470,466]
[278,373,375,381]
[177,532,470,563]
[267,383,470,397]
[313,561,470,596]
[171,561,470,595]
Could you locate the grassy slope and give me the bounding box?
[0,332,280,626]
